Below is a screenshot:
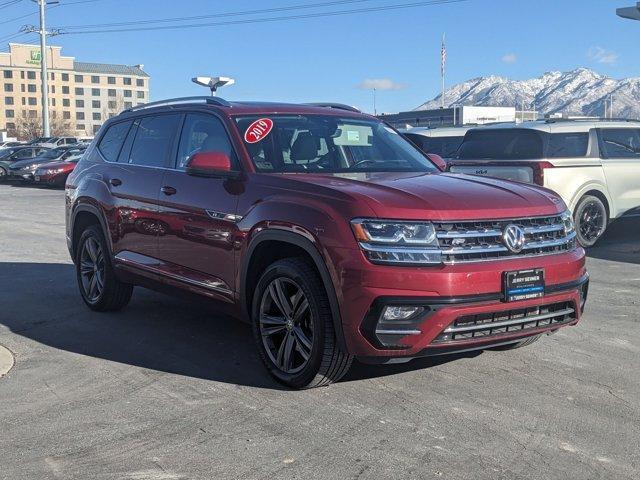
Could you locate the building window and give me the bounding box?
[108,89,116,97]
[50,72,55,81]
[28,97,37,106]
[92,100,101,108]
[75,87,84,95]
[51,98,56,107]
[5,109,14,118]
[92,88,100,96]
[124,90,132,98]
[108,100,117,109]
[91,75,100,84]
[28,84,36,93]
[4,97,13,105]
[124,101,133,109]
[3,84,12,92]
[107,76,116,84]
[51,85,56,94]
[21,84,25,92]
[62,86,70,94]
[28,110,37,118]
[63,98,70,107]
[6,122,15,131]
[76,124,85,131]
[136,78,144,87]
[3,70,12,79]
[136,91,145,99]
[21,98,25,105]
[76,100,84,108]
[20,71,24,79]
[27,71,36,80]
[76,112,85,120]
[93,112,101,121]
[123,77,132,85]
[63,111,71,119]
[93,125,101,135]
[75,74,83,83]
[62,73,69,81]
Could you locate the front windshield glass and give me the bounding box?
[234,115,438,173]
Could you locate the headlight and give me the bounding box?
[561,210,575,235]
[351,219,441,265]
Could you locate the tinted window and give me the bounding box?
[176,113,236,169]
[127,114,181,167]
[599,128,640,159]
[13,149,34,159]
[98,121,132,162]
[457,129,544,160]
[547,132,589,157]
[405,133,464,158]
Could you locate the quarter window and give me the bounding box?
[176,113,236,169]
[547,132,589,157]
[127,114,181,167]
[599,128,640,159]
[97,120,132,162]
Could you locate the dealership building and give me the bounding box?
[0,43,149,138]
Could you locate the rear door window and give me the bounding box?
[598,128,640,159]
[127,114,182,168]
[547,132,589,157]
[175,113,237,169]
[457,129,544,160]
[98,121,132,162]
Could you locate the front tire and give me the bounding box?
[75,225,133,311]
[574,195,608,247]
[252,258,352,389]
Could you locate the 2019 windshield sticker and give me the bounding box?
[244,118,274,144]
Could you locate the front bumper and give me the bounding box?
[329,246,587,357]
[8,169,34,181]
[34,171,66,185]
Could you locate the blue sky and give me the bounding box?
[1,0,638,113]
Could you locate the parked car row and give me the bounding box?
[404,119,640,246]
[0,144,87,186]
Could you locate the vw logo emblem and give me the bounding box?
[502,224,526,253]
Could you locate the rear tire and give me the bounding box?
[252,258,353,389]
[0,166,6,183]
[574,195,608,247]
[75,225,133,312]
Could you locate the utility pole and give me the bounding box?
[440,33,446,109]
[24,1,60,138]
[373,88,377,116]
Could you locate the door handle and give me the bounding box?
[161,186,177,196]
[109,178,122,187]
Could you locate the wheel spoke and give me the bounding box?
[269,279,292,318]
[88,272,98,299]
[85,239,98,262]
[80,260,94,275]
[293,297,309,322]
[293,326,312,353]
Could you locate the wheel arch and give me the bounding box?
[70,203,112,260]
[240,229,346,351]
[574,189,611,222]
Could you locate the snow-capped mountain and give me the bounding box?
[416,68,640,119]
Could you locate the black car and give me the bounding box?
[0,146,50,182]
[7,146,78,182]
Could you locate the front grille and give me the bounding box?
[434,214,576,263]
[433,301,576,343]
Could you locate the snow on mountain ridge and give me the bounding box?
[415,68,640,119]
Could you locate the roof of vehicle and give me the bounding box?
[400,126,476,137]
[466,118,640,134]
[116,97,372,119]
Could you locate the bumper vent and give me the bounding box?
[433,301,576,343]
[434,214,576,264]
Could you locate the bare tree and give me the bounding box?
[12,109,74,141]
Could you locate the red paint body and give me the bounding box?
[34,160,77,187]
[65,101,587,360]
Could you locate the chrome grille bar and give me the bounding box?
[444,307,575,334]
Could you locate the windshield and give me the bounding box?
[234,115,438,173]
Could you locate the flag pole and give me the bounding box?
[441,33,446,109]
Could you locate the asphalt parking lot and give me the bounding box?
[0,183,638,480]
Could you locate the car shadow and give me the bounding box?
[587,216,640,265]
[0,262,467,389]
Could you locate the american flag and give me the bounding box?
[441,34,446,75]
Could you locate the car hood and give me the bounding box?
[37,160,73,170]
[275,171,566,220]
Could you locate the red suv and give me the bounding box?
[65,97,588,388]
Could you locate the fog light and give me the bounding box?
[382,306,424,321]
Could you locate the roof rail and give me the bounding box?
[544,117,640,124]
[305,103,361,113]
[125,96,231,113]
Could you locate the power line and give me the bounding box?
[58,0,470,35]
[0,0,23,10]
[58,0,383,29]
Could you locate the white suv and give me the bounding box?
[447,119,640,246]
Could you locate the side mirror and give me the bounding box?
[426,153,447,172]
[186,151,239,178]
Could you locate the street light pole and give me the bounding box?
[37,0,50,137]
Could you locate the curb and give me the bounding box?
[0,345,14,377]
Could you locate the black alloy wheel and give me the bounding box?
[574,195,608,247]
